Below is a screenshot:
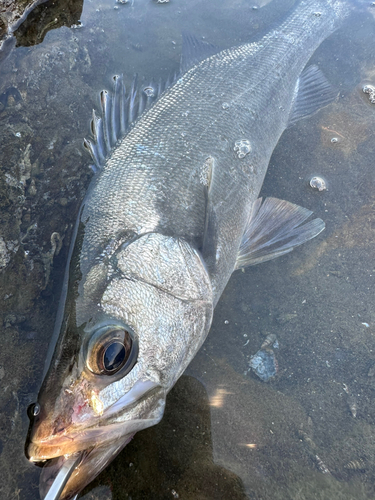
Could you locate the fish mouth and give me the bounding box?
[28,380,164,461]
[38,452,83,500]
[39,436,134,500]
[28,417,160,460]
[28,381,166,499]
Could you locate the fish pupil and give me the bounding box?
[103,341,126,373]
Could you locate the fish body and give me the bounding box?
[27,1,350,498]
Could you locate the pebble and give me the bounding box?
[249,349,278,381]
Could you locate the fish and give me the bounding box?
[26,0,351,498]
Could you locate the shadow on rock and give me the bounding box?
[83,375,248,500]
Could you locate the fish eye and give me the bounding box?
[102,341,126,373]
[98,336,130,375]
[86,324,138,377]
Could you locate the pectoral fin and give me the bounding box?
[235,197,325,269]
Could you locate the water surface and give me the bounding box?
[0,0,375,499]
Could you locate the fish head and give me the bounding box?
[27,232,213,499]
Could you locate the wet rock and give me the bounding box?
[0,0,47,57]
[249,348,278,381]
[58,197,68,206]
[0,237,12,269]
[14,0,83,48]
[4,313,17,327]
[0,0,83,61]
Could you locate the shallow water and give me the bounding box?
[0,0,375,499]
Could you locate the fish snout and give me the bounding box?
[26,396,95,462]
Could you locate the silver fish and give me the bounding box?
[27,1,351,498]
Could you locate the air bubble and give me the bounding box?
[310,176,327,191]
[330,137,338,143]
[234,139,251,159]
[222,102,230,110]
[15,132,21,137]
[143,87,155,97]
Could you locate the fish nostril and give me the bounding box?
[33,403,41,416]
[27,402,41,420]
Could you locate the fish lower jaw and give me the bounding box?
[28,444,82,463]
[28,415,159,462]
[38,435,136,500]
[28,427,116,461]
[28,435,109,462]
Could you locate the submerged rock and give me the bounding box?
[0,0,82,61]
[249,348,278,382]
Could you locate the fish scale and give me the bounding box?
[82,1,344,300]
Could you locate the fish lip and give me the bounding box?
[28,381,165,462]
[34,381,164,498]
[38,452,83,500]
[28,419,155,461]
[39,436,135,500]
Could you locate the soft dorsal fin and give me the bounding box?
[235,197,325,268]
[288,65,337,127]
[84,73,178,171]
[180,33,220,74]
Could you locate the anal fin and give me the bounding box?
[235,197,325,269]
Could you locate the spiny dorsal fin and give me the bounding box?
[180,32,220,74]
[288,65,337,127]
[235,197,325,269]
[84,33,219,170]
[84,73,177,170]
